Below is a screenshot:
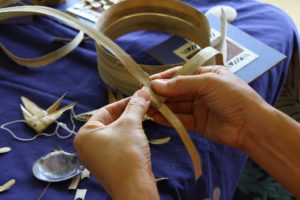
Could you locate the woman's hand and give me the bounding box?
[150,66,267,148]
[74,89,159,200]
[150,65,300,198]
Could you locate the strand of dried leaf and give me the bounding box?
[149,137,171,145]
[0,179,15,193]
[0,147,15,193]
[0,147,11,154]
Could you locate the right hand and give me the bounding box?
[74,89,159,200]
[149,66,268,149]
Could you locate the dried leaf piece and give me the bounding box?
[68,169,90,190]
[213,187,221,200]
[20,94,76,133]
[74,110,97,122]
[214,8,227,63]
[108,89,117,104]
[0,179,15,193]
[0,147,11,154]
[68,174,81,190]
[149,137,171,145]
[155,177,169,182]
[108,89,124,104]
[143,114,153,121]
[80,169,90,180]
[74,189,87,200]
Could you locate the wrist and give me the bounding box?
[238,99,275,152]
[94,152,159,200]
[237,99,300,197]
[110,167,159,200]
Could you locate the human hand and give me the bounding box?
[74,89,159,200]
[149,66,268,149]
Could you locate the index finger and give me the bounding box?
[89,97,130,126]
[151,65,229,81]
[193,65,231,75]
[150,66,182,80]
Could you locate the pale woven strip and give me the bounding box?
[0,179,15,193]
[0,3,225,179]
[74,189,87,200]
[0,31,84,67]
[68,174,81,190]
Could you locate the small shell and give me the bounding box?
[205,5,237,22]
[32,150,84,182]
[0,147,11,154]
[0,179,16,193]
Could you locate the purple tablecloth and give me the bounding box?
[0,0,299,199]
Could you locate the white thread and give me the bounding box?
[0,108,77,142]
[1,120,45,141]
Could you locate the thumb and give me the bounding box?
[122,89,151,120]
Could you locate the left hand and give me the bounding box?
[74,89,159,199]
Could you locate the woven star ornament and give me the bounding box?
[20,94,76,133]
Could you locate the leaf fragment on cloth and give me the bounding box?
[68,174,81,190]
[0,147,11,154]
[149,137,171,145]
[80,169,90,180]
[0,179,15,193]
[74,189,87,200]
[155,177,169,182]
[74,110,97,122]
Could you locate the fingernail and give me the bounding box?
[136,89,151,102]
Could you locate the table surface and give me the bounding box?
[0,0,299,199]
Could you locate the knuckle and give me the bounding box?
[83,120,102,130]
[215,65,231,74]
[122,115,137,124]
[201,73,222,87]
[74,121,101,149]
[129,96,147,109]
[171,75,185,86]
[205,73,217,80]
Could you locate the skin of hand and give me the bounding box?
[150,65,300,198]
[73,89,159,200]
[149,65,267,149]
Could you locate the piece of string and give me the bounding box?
[36,182,51,200]
[0,108,77,142]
